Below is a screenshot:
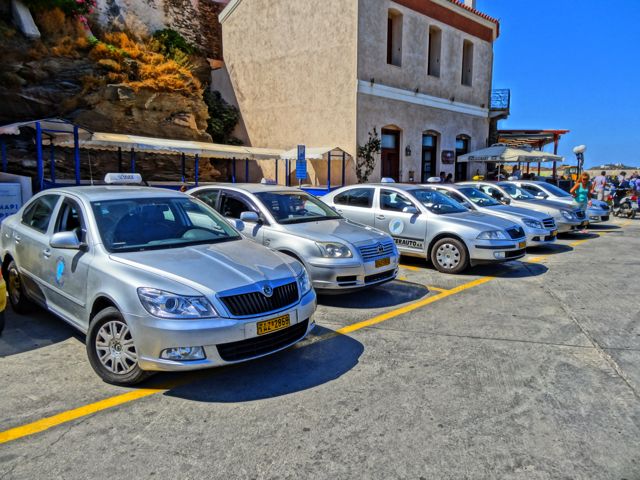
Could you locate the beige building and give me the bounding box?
[216,0,501,183]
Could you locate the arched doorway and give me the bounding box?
[421,130,439,183]
[455,135,470,181]
[381,126,401,180]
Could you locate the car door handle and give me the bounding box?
[14,234,21,243]
[43,248,52,258]
[376,215,386,220]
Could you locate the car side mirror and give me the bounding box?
[240,211,260,223]
[50,231,83,250]
[500,197,511,205]
[402,206,419,215]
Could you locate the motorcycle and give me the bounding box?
[610,187,638,219]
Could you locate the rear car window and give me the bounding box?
[21,194,59,233]
[334,188,374,208]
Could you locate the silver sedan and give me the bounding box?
[188,184,399,293]
[322,183,527,274]
[0,181,316,385]
[425,184,558,247]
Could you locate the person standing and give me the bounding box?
[570,172,594,233]
[593,171,608,201]
[444,173,453,184]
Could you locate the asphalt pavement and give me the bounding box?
[1,218,639,480]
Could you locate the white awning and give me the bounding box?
[0,118,92,140]
[458,145,563,164]
[280,147,350,160]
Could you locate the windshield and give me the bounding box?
[255,191,341,224]
[92,197,240,252]
[498,183,536,200]
[409,189,468,214]
[457,187,501,207]
[539,183,572,198]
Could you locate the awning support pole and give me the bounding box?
[245,158,249,182]
[552,134,559,184]
[130,148,136,173]
[232,157,236,183]
[195,154,199,186]
[49,142,56,185]
[181,153,186,183]
[36,121,44,191]
[286,158,290,186]
[285,158,289,186]
[1,139,7,173]
[327,151,331,191]
[117,147,123,173]
[275,158,278,184]
[537,161,541,176]
[341,151,346,186]
[73,126,80,186]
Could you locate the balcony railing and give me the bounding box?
[490,89,510,111]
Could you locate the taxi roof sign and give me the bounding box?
[104,173,143,185]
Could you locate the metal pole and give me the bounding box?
[50,143,56,185]
[73,126,80,185]
[552,134,559,184]
[275,158,279,184]
[537,161,541,176]
[327,151,331,191]
[245,158,249,182]
[117,147,123,173]
[1,139,7,173]
[181,153,186,183]
[130,148,136,173]
[195,154,199,186]
[341,151,346,186]
[286,158,290,186]
[36,121,44,191]
[232,157,236,183]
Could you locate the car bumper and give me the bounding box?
[307,255,400,291]
[587,208,610,223]
[556,219,585,233]
[470,238,527,264]
[130,289,317,372]
[526,228,557,247]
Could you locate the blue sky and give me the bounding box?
[477,0,640,168]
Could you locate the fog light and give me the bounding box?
[493,252,506,259]
[160,346,206,361]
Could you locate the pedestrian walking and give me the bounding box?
[593,170,608,201]
[570,172,594,233]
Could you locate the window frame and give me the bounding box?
[379,189,418,213]
[334,188,375,209]
[21,194,60,234]
[461,39,474,87]
[54,197,88,243]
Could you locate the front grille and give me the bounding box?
[365,269,395,284]
[220,281,298,317]
[217,319,309,362]
[505,248,526,259]
[542,218,556,229]
[358,240,395,260]
[506,226,525,239]
[544,234,556,241]
[601,205,610,212]
[336,275,358,285]
[575,210,586,219]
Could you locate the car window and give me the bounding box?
[21,194,59,233]
[479,185,503,199]
[439,190,466,204]
[91,197,240,253]
[55,199,87,242]
[540,183,572,198]
[380,190,416,212]
[457,187,501,207]
[333,188,374,208]
[409,189,467,214]
[498,183,536,200]
[193,190,220,209]
[219,193,256,219]
[255,191,341,224]
[521,185,543,196]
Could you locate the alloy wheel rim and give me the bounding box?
[8,267,21,305]
[436,244,460,269]
[95,320,138,375]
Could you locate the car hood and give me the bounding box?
[444,210,519,231]
[110,239,299,295]
[283,218,389,244]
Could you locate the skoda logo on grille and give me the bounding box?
[262,285,273,297]
[377,243,385,254]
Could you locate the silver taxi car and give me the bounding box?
[460,181,587,233]
[322,184,527,274]
[188,184,399,292]
[426,184,558,247]
[507,180,610,223]
[0,175,316,385]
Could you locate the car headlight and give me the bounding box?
[297,269,312,295]
[561,210,575,220]
[315,241,353,258]
[476,230,508,240]
[137,288,218,319]
[522,219,543,229]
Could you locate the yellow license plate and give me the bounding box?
[518,241,526,249]
[375,257,391,268]
[256,314,290,336]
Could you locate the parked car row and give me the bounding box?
[0,174,598,385]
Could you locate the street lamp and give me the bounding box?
[573,145,586,177]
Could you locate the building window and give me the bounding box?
[387,10,403,67]
[461,40,474,86]
[421,131,439,183]
[455,135,470,181]
[427,26,441,77]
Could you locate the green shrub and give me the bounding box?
[152,29,196,56]
[205,90,243,145]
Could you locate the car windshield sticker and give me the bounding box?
[55,257,65,286]
[393,236,424,249]
[389,219,404,235]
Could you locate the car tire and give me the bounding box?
[86,307,150,386]
[628,209,636,219]
[6,260,33,314]
[430,237,469,274]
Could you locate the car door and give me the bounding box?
[331,187,375,225]
[218,190,264,243]
[375,189,427,253]
[42,196,92,327]
[12,194,61,305]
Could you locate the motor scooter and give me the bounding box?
[610,187,638,219]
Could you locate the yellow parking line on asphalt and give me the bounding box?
[0,222,631,445]
[399,264,423,272]
[426,286,449,293]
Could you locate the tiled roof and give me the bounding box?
[447,0,499,25]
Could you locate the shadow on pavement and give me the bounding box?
[588,224,621,231]
[559,232,599,240]
[528,244,574,255]
[0,306,78,357]
[468,261,549,279]
[162,325,363,403]
[318,280,429,308]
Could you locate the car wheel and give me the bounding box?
[627,209,636,219]
[86,307,150,386]
[6,260,33,314]
[430,238,469,274]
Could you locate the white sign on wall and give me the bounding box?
[0,183,22,223]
